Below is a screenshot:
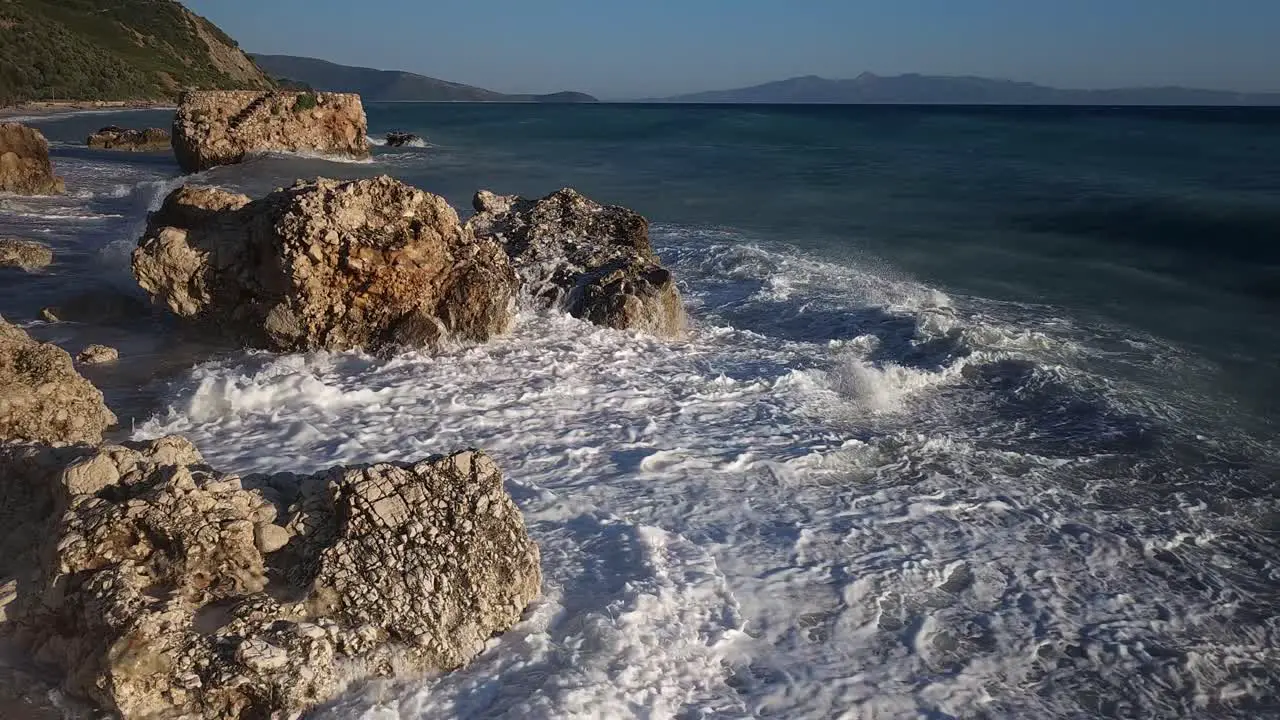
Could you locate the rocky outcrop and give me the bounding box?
[385,131,421,147]
[0,438,540,719]
[467,188,685,337]
[0,317,116,445]
[75,344,118,365]
[0,124,64,195]
[0,238,52,271]
[171,90,369,172]
[133,176,518,352]
[86,126,171,152]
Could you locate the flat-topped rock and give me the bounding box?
[86,125,171,152]
[0,124,64,195]
[468,188,686,337]
[133,176,518,352]
[172,90,369,172]
[0,238,52,272]
[0,317,116,445]
[0,438,540,719]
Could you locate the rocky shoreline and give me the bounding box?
[0,89,686,717]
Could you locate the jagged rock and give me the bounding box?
[467,188,685,337]
[75,344,118,365]
[384,131,421,147]
[0,238,53,271]
[0,123,64,195]
[0,317,116,445]
[171,90,369,172]
[0,438,540,720]
[133,176,518,352]
[86,126,171,152]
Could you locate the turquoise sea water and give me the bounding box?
[2,104,1278,718]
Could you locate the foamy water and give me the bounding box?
[3,106,1278,719]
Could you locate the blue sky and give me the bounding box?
[184,0,1280,98]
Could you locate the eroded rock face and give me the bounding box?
[0,317,116,445]
[467,188,685,337]
[86,126,171,152]
[133,176,518,352]
[0,238,53,271]
[172,91,369,172]
[0,438,540,719]
[0,123,64,195]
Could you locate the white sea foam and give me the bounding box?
[131,230,1278,718]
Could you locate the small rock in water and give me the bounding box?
[75,344,118,365]
[0,317,116,444]
[133,176,518,352]
[385,130,421,147]
[0,238,53,271]
[0,123,64,195]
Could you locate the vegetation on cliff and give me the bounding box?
[0,0,273,105]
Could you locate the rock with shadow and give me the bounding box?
[467,188,686,338]
[86,126,171,152]
[132,176,519,353]
[0,123,64,195]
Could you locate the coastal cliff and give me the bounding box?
[0,0,272,105]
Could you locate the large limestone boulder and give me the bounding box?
[0,317,116,445]
[133,176,518,352]
[172,90,369,172]
[86,125,171,152]
[0,438,541,719]
[0,123,64,195]
[467,188,685,337]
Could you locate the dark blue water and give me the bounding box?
[4,104,1279,719]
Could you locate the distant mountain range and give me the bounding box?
[252,55,597,103]
[661,73,1280,105]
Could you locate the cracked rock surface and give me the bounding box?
[132,176,519,353]
[0,317,116,445]
[467,187,686,337]
[0,437,541,719]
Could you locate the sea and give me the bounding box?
[2,103,1278,719]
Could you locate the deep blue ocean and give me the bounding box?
[3,104,1278,718]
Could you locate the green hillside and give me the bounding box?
[0,0,273,105]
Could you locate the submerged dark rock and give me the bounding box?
[467,188,686,337]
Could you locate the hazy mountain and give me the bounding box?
[252,55,596,103]
[663,73,1280,105]
[0,0,271,105]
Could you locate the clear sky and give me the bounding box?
[183,0,1280,99]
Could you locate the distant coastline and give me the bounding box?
[0,100,175,120]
